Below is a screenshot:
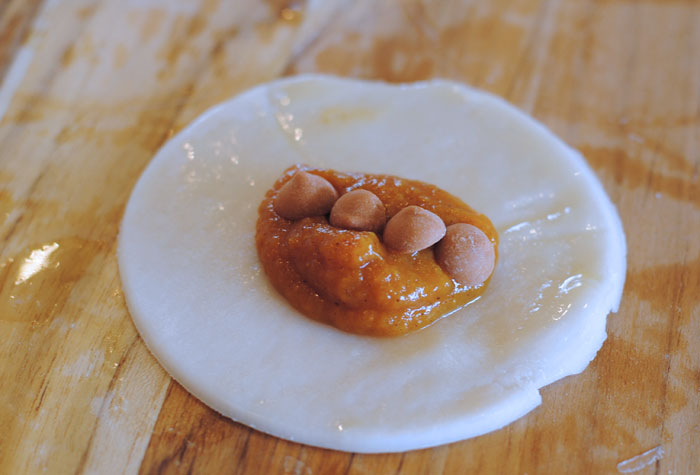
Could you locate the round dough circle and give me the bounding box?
[118,75,626,453]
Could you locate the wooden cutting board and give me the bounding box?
[0,0,698,473]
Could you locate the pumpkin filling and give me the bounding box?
[256,165,498,337]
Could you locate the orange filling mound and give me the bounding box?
[256,165,498,337]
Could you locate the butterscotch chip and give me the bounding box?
[330,189,386,233]
[435,223,495,287]
[383,205,446,253]
[273,171,339,220]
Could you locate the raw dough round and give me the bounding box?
[118,75,626,453]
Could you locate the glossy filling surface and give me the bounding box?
[257,166,498,336]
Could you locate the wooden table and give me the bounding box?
[1,0,698,473]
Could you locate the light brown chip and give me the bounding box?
[435,223,495,287]
[383,205,446,253]
[330,189,386,233]
[273,171,339,220]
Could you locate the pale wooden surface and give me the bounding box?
[0,0,698,473]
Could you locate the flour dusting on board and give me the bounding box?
[617,446,664,473]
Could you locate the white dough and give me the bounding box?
[118,76,626,453]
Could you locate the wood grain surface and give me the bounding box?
[0,0,698,473]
